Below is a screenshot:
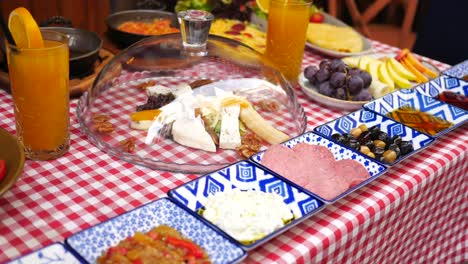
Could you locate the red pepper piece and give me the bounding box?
[166,236,204,258]
[0,160,5,181]
[133,259,143,264]
[106,246,128,258]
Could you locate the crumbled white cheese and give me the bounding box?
[202,189,294,242]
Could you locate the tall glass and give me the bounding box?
[265,0,311,82]
[7,30,70,160]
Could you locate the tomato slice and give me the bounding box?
[0,160,6,181]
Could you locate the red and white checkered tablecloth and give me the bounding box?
[0,40,467,264]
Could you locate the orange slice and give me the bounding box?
[8,7,43,48]
[256,0,270,13]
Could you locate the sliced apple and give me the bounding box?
[378,63,395,91]
[386,60,412,88]
[342,56,360,68]
[366,59,382,81]
[388,57,416,81]
[358,56,373,71]
[368,79,391,98]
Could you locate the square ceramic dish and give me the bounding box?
[363,89,468,138]
[6,242,83,264]
[416,75,468,98]
[66,198,246,264]
[442,59,468,80]
[168,160,325,251]
[250,131,387,204]
[314,109,435,166]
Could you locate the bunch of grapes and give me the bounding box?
[304,59,373,101]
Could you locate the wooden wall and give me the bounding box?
[1,0,111,36]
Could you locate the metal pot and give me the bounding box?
[105,9,179,48]
[41,26,103,77]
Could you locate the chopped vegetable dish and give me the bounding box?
[118,19,179,35]
[97,224,211,264]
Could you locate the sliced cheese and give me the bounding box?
[219,105,241,150]
[172,116,216,152]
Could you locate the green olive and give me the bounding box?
[360,145,371,154]
[383,149,397,163]
[350,127,362,138]
[374,139,386,148]
[359,124,368,132]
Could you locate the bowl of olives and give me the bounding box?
[314,109,435,165]
[299,59,373,111]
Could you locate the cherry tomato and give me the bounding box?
[0,160,6,181]
[309,13,324,23]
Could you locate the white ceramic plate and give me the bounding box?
[298,72,369,111]
[305,13,373,58]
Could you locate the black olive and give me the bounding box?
[374,146,385,156]
[388,143,401,157]
[377,131,390,144]
[348,138,360,150]
[332,133,345,143]
[369,125,380,138]
[391,135,402,145]
[358,131,372,144]
[400,141,414,155]
[342,133,352,144]
[365,140,375,151]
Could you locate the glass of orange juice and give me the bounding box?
[7,30,70,160]
[265,0,311,82]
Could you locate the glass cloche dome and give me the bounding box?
[77,10,307,173]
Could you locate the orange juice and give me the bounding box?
[7,31,70,160]
[265,0,311,81]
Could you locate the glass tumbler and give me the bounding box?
[265,0,311,82]
[7,30,70,160]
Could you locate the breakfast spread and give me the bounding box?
[200,189,294,244]
[261,143,370,200]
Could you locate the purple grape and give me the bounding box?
[304,65,319,81]
[329,72,346,88]
[329,59,344,72]
[335,87,347,100]
[315,68,331,83]
[319,81,334,97]
[348,68,361,76]
[347,75,364,95]
[353,89,373,101]
[319,60,331,70]
[359,71,372,87]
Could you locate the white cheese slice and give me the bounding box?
[219,105,241,150]
[146,85,172,96]
[172,116,216,152]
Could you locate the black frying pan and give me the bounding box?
[106,9,179,48]
[41,26,103,77]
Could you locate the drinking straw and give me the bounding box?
[0,8,16,46]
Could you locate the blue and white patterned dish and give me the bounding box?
[66,198,246,264]
[314,109,435,166]
[250,132,387,203]
[363,89,468,138]
[168,160,324,250]
[7,243,83,264]
[416,75,468,98]
[442,59,468,80]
